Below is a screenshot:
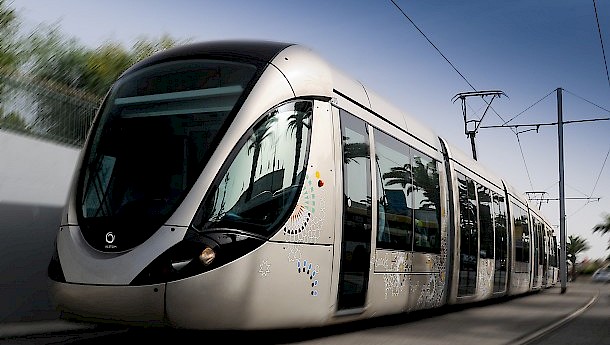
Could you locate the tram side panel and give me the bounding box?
[441,146,512,305]
[166,100,338,330]
[330,97,450,320]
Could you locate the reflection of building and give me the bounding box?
[385,189,409,214]
[414,208,438,228]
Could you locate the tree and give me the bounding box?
[592,213,610,250]
[567,235,590,281]
[0,0,23,106]
[21,21,185,144]
[0,108,29,132]
[0,0,20,71]
[131,34,183,64]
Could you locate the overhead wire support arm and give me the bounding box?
[479,117,610,129]
[452,90,507,161]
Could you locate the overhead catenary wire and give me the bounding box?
[389,0,535,191]
[593,0,610,92]
[586,145,610,203]
[503,89,556,126]
[387,2,610,223]
[388,0,477,92]
[564,89,610,114]
[388,0,516,131]
[569,145,610,218]
[515,132,535,192]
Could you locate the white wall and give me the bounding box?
[0,131,80,206]
[0,130,81,322]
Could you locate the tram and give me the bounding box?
[48,40,559,330]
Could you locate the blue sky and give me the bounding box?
[9,0,610,260]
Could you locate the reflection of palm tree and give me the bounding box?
[383,164,412,189]
[287,103,312,184]
[216,172,230,219]
[411,157,440,210]
[343,137,369,164]
[383,159,439,211]
[246,114,277,200]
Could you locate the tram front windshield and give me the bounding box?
[78,60,257,251]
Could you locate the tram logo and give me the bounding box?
[105,232,117,249]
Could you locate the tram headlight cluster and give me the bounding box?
[130,227,264,285]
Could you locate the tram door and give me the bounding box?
[337,109,372,311]
[456,172,479,297]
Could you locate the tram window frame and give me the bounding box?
[551,236,558,267]
[492,191,508,292]
[372,128,442,254]
[457,171,479,296]
[477,185,494,259]
[338,109,372,310]
[538,222,545,266]
[373,128,413,251]
[512,203,530,265]
[193,100,314,237]
[457,173,479,260]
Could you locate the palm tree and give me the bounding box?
[593,213,610,250]
[0,110,29,133]
[287,103,312,185]
[567,235,590,281]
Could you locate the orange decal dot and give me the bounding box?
[318,180,324,187]
[315,171,321,179]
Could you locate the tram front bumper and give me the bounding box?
[48,280,167,327]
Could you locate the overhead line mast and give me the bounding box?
[452,90,507,161]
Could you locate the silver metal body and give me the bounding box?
[50,42,558,330]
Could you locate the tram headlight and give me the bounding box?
[199,247,216,266]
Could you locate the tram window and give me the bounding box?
[194,100,313,236]
[81,59,258,241]
[458,173,479,261]
[493,192,508,292]
[513,204,530,264]
[551,236,558,267]
[457,172,478,296]
[477,185,494,259]
[338,110,372,310]
[373,129,413,251]
[412,149,441,254]
[538,223,545,265]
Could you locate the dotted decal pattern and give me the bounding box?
[408,218,449,310]
[282,173,326,243]
[297,259,319,296]
[477,259,494,297]
[259,260,271,277]
[375,253,411,299]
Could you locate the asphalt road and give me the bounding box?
[2,280,607,345]
[0,202,63,324]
